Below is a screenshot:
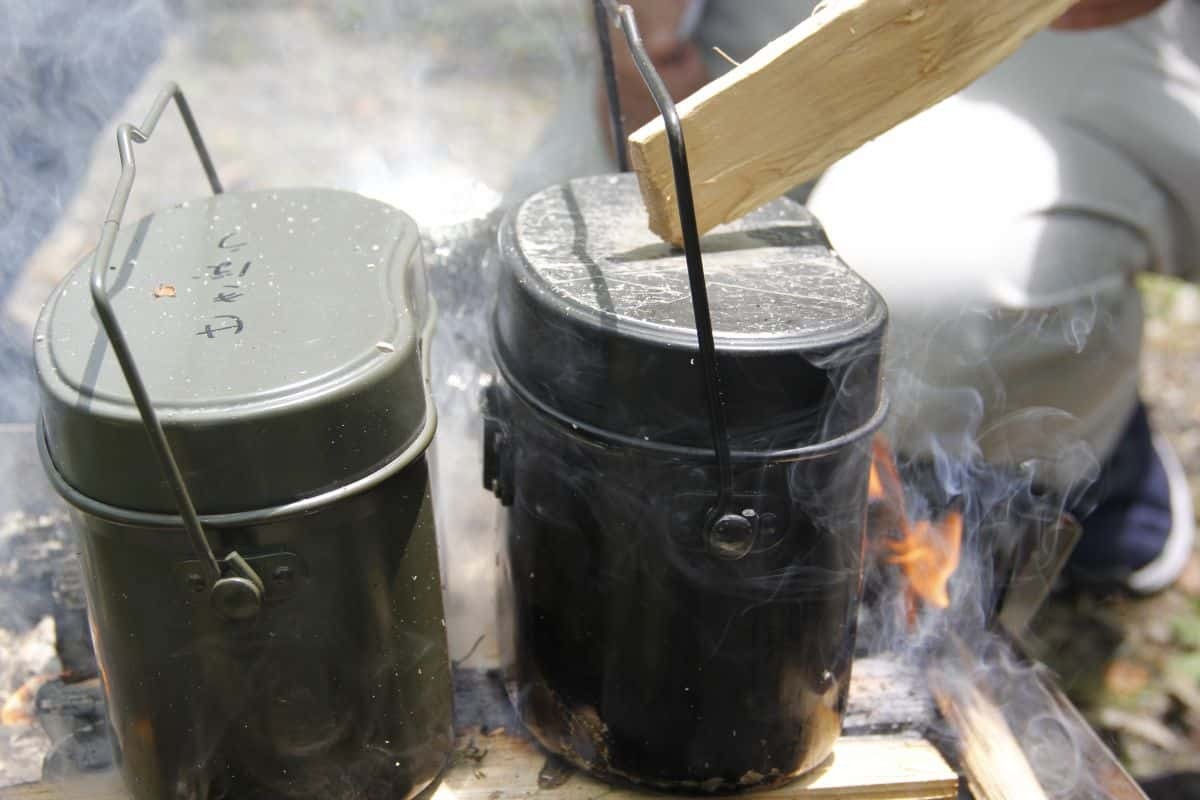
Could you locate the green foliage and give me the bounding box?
[1166,650,1200,685]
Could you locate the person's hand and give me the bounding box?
[610,38,708,134]
[1052,0,1168,30]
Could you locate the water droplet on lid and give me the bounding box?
[376,341,395,353]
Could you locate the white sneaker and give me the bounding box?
[1127,433,1196,594]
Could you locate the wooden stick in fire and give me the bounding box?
[628,0,1080,244]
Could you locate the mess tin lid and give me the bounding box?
[493,174,887,453]
[35,187,434,516]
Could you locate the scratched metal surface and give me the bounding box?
[511,174,885,341]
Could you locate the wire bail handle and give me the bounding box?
[593,2,750,559]
[89,83,264,620]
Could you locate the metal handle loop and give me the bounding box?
[89,84,259,611]
[593,2,736,527]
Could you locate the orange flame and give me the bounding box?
[869,437,963,615]
[884,513,963,610]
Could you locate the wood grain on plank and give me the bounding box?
[628,0,1078,244]
[0,733,957,800]
[931,673,1048,800]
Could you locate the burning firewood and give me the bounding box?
[868,441,1051,800]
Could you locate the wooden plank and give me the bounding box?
[0,733,958,800]
[0,774,123,800]
[931,673,1047,800]
[627,0,1078,244]
[444,733,959,800]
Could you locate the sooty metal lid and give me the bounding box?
[35,187,434,515]
[493,174,887,452]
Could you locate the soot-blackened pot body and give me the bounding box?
[486,175,887,791]
[491,383,875,791]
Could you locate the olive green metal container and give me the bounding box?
[33,87,452,800]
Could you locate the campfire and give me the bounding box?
[866,435,1071,800]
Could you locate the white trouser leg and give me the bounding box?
[808,102,1150,485]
